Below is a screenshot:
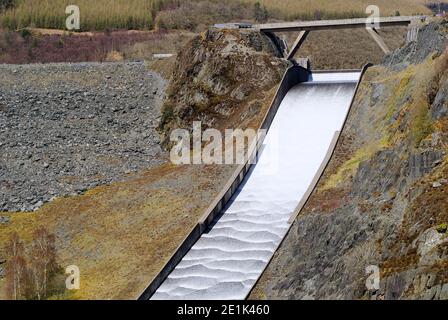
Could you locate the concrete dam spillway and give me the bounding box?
[151,71,362,300]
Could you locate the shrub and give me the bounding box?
[0,0,15,11]
[410,95,433,147]
[253,2,268,23]
[436,223,447,234]
[54,36,64,48]
[19,28,31,38]
[159,102,175,129]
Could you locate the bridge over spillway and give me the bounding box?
[139,65,370,300]
[255,16,425,59]
[138,16,426,301]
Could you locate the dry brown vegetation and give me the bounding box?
[245,0,430,21]
[0,0,431,67]
[2,228,65,300]
[0,0,167,30]
[286,27,409,69]
[154,0,254,31]
[122,30,195,61]
[0,28,193,64]
[0,163,239,299]
[0,0,431,32]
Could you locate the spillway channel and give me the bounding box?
[151,71,361,300]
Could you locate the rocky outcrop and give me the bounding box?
[251,19,448,300]
[157,28,290,147]
[432,77,448,119]
[384,19,448,69]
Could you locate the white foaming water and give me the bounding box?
[151,72,361,300]
[310,71,361,83]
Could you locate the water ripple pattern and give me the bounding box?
[151,72,361,300]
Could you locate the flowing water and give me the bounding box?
[151,71,361,300]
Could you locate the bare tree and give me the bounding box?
[4,232,27,300]
[0,0,15,11]
[4,228,61,300]
[28,227,57,300]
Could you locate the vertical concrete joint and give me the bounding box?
[406,20,420,43]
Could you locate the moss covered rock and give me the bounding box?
[158,28,290,147]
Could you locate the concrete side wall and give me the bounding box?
[137,64,310,300]
[289,64,371,224]
[247,64,372,299]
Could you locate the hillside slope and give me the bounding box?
[0,28,286,299]
[251,19,448,300]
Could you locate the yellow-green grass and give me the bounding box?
[322,52,447,191]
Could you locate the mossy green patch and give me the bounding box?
[410,95,434,147]
[383,69,414,122]
[159,102,175,129]
[322,134,389,190]
[436,223,448,234]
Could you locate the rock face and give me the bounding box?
[384,20,448,69]
[158,28,290,147]
[432,77,448,119]
[251,19,448,300]
[0,62,166,212]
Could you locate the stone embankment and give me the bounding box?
[0,62,166,212]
